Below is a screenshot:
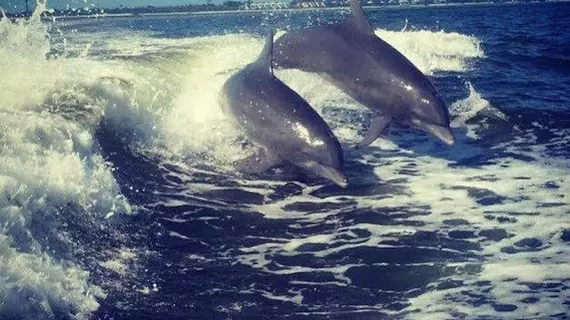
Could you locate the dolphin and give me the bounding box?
[219,30,348,188]
[273,0,455,148]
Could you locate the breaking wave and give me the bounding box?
[0,5,131,318]
[376,28,484,74]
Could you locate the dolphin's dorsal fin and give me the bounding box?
[257,29,274,75]
[343,0,374,34]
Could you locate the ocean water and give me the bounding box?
[1,2,569,319]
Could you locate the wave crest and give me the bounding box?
[450,82,508,139]
[376,29,484,74]
[0,6,133,319]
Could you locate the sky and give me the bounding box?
[0,0,213,12]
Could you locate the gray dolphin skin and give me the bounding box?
[273,0,455,147]
[219,30,348,188]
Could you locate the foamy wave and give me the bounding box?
[377,29,484,74]
[160,34,264,165]
[449,82,508,139]
[0,235,105,318]
[0,5,54,109]
[0,109,130,319]
[0,5,136,318]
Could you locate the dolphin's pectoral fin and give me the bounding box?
[235,148,281,174]
[357,115,391,149]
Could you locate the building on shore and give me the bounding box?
[293,0,327,8]
[242,0,290,9]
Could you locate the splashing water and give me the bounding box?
[0,2,133,318]
[450,82,508,139]
[377,29,484,75]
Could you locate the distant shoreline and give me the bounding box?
[2,0,568,20]
[58,0,568,20]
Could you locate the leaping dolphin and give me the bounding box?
[273,0,455,148]
[219,30,348,188]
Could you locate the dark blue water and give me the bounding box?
[1,2,569,319]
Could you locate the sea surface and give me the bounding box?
[1,2,569,319]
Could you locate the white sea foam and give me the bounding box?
[229,124,569,318]
[451,82,497,123]
[450,82,508,138]
[0,235,106,318]
[99,248,137,276]
[160,34,261,164]
[0,4,137,318]
[377,28,485,74]
[231,137,569,318]
[397,155,570,318]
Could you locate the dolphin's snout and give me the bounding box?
[426,123,455,146]
[317,165,349,188]
[299,160,349,188]
[329,170,349,188]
